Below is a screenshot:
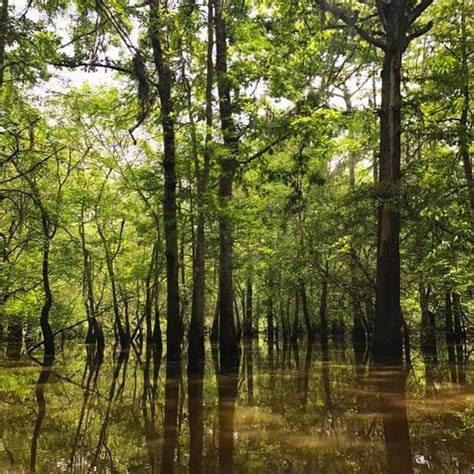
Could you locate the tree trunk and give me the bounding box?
[291,288,299,343]
[299,281,313,340]
[214,0,239,365]
[373,46,403,363]
[243,276,253,339]
[40,217,54,356]
[189,0,214,360]
[0,0,8,89]
[459,0,473,208]
[419,282,436,357]
[98,224,129,350]
[319,267,329,346]
[80,214,105,352]
[149,0,183,361]
[267,297,274,346]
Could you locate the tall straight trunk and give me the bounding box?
[315,0,433,367]
[243,276,253,338]
[452,292,464,344]
[445,291,455,346]
[291,288,299,342]
[189,0,214,359]
[419,282,435,356]
[40,216,54,356]
[149,0,182,361]
[459,0,473,208]
[145,240,161,348]
[319,271,329,346]
[0,0,7,89]
[346,120,367,346]
[299,281,313,340]
[214,0,239,364]
[267,297,274,346]
[373,46,403,363]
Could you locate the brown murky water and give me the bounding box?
[0,340,472,473]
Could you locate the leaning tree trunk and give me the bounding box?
[149,0,183,361]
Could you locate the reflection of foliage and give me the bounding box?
[0,342,472,472]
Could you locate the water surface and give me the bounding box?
[0,340,472,473]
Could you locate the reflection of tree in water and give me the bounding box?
[142,345,162,472]
[188,348,204,474]
[374,364,413,474]
[30,354,54,473]
[70,346,103,469]
[215,351,240,473]
[91,350,129,471]
[161,361,181,474]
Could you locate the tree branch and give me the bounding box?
[313,0,387,50]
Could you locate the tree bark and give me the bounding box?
[40,216,55,356]
[243,276,253,339]
[214,0,239,365]
[0,0,8,90]
[319,265,329,346]
[459,0,473,208]
[97,222,129,350]
[189,0,214,359]
[373,46,403,363]
[299,280,313,340]
[79,211,105,352]
[149,0,183,361]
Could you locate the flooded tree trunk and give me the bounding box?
[189,0,214,361]
[149,0,183,362]
[314,0,433,366]
[214,0,239,366]
[373,45,403,363]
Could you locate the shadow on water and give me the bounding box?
[0,337,471,472]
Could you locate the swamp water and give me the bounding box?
[0,340,473,473]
